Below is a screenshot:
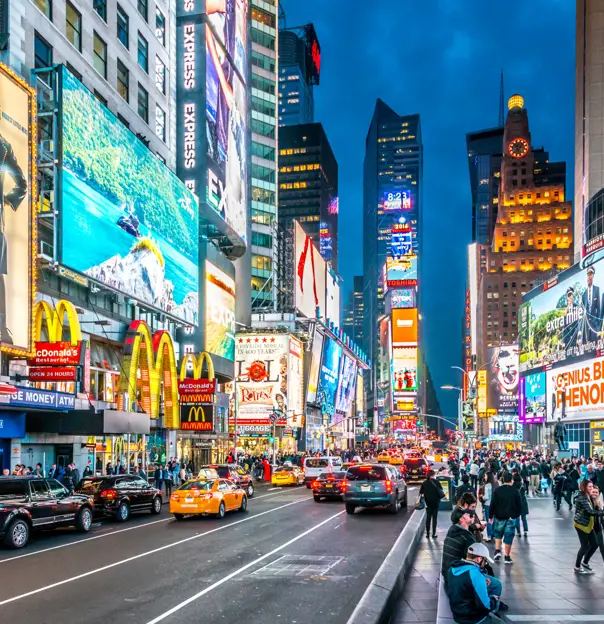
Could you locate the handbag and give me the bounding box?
[415,495,425,510]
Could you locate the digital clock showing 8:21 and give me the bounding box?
[383,190,412,211]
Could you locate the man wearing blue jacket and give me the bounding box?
[447,543,504,624]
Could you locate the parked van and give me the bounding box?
[302,456,343,487]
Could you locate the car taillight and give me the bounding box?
[202,493,214,500]
[170,494,179,501]
[100,489,117,499]
[341,481,347,492]
[385,479,392,494]
[312,481,320,489]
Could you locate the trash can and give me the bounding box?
[437,476,454,511]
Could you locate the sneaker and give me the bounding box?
[575,565,595,575]
[494,550,502,561]
[498,601,509,612]
[484,537,492,542]
[504,555,513,564]
[432,534,438,539]
[524,531,528,537]
[582,561,593,571]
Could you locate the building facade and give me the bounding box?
[342,276,364,346]
[250,0,279,312]
[278,25,320,127]
[278,122,338,270]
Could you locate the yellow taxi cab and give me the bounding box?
[377,450,391,463]
[389,453,403,465]
[271,465,304,486]
[170,478,247,520]
[197,468,219,480]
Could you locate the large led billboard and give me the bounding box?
[0,63,35,355]
[205,1,248,242]
[60,68,199,324]
[288,336,304,427]
[392,346,418,396]
[205,261,235,361]
[306,326,324,404]
[388,288,417,310]
[519,372,546,424]
[382,190,412,211]
[391,224,413,258]
[335,353,358,415]
[317,338,342,416]
[487,345,519,413]
[392,309,419,344]
[489,414,522,441]
[386,255,418,288]
[519,261,604,374]
[295,221,326,319]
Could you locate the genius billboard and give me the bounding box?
[0,63,36,355]
[60,67,199,324]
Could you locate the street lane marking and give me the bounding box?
[507,617,604,622]
[0,488,294,564]
[0,496,312,607]
[145,509,346,624]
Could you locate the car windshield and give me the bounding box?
[0,480,29,501]
[179,481,214,491]
[319,472,346,480]
[347,466,387,481]
[305,459,329,468]
[404,459,425,467]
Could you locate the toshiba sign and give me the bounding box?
[546,357,604,422]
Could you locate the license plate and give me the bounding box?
[361,485,371,492]
[181,504,197,508]
[185,496,193,503]
[326,484,333,489]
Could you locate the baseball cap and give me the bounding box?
[467,542,494,564]
[451,507,473,524]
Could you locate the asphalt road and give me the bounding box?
[0,483,416,624]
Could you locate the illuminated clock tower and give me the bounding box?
[501,94,534,195]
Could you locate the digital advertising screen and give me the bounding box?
[389,288,417,310]
[519,372,546,424]
[487,345,519,413]
[386,255,418,288]
[489,414,522,441]
[391,224,413,258]
[205,0,248,243]
[519,260,604,374]
[392,309,419,344]
[306,327,324,404]
[205,261,235,361]
[288,336,304,427]
[335,353,358,415]
[382,190,412,211]
[392,346,418,396]
[60,67,199,324]
[0,63,35,354]
[320,221,333,262]
[295,221,326,319]
[317,338,342,416]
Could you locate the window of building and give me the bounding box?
[65,1,82,51]
[251,164,275,183]
[117,113,129,128]
[93,32,107,78]
[251,50,276,73]
[252,231,273,248]
[521,179,526,185]
[155,56,166,94]
[94,90,108,106]
[137,0,148,21]
[117,4,129,48]
[117,59,129,101]
[94,0,107,21]
[66,62,82,81]
[155,7,166,46]
[138,33,149,72]
[34,0,52,20]
[155,105,166,142]
[251,142,276,161]
[251,6,276,27]
[252,74,275,95]
[34,32,53,69]
[251,28,275,50]
[137,84,149,123]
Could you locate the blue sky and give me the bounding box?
[281,0,576,421]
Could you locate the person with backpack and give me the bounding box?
[419,469,445,539]
[573,479,604,574]
[513,473,529,537]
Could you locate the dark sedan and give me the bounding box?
[312,471,347,502]
[401,457,431,482]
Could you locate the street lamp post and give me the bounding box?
[442,385,464,461]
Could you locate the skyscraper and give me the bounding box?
[363,100,422,429]
[278,25,320,127]
[250,1,280,312]
[278,122,338,270]
[576,0,604,265]
[342,276,364,345]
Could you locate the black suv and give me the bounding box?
[203,465,254,498]
[0,477,94,549]
[76,475,163,522]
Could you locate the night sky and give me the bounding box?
[281,0,575,421]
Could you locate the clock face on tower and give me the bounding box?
[508,137,529,159]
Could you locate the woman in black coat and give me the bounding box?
[419,470,444,539]
[513,473,529,536]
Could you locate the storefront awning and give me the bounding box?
[26,409,150,435]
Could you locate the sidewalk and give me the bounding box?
[392,496,604,624]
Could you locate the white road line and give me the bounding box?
[0,496,312,606]
[145,509,346,624]
[0,488,291,565]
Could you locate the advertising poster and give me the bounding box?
[306,327,324,404]
[205,261,235,361]
[326,266,340,326]
[519,260,604,374]
[487,345,519,413]
[489,414,523,441]
[317,338,342,417]
[389,288,416,310]
[379,316,391,391]
[518,372,546,424]
[205,0,248,243]
[392,346,418,396]
[295,222,326,319]
[335,354,358,415]
[392,309,419,344]
[386,255,418,288]
[356,371,365,415]
[60,68,199,324]
[545,356,604,422]
[288,336,304,427]
[235,334,289,422]
[0,63,35,354]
